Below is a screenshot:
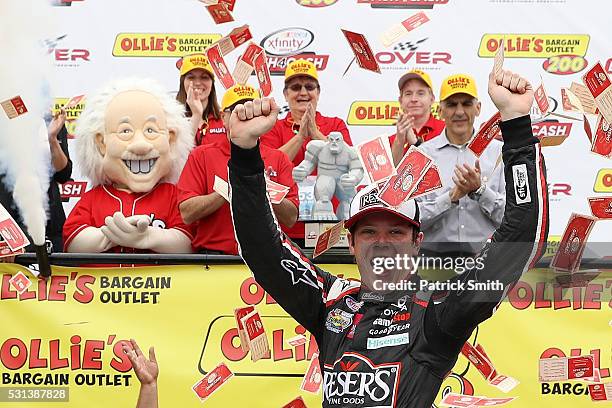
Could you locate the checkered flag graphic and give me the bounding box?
[393,38,428,51]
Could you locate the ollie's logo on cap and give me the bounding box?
[190,55,207,64]
[291,62,311,72]
[233,85,256,97]
[447,76,471,89]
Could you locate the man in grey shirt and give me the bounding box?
[417,73,505,258]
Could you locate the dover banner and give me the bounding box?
[0,264,609,407]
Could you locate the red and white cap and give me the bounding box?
[344,183,420,230]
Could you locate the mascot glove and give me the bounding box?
[101,212,154,250]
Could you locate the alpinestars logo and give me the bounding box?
[323,352,401,407]
[280,259,318,289]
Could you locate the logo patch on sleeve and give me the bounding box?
[512,164,531,204]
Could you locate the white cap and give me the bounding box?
[344,183,420,230]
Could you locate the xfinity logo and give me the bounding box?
[261,28,314,56]
[323,353,400,407]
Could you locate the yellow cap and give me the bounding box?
[221,84,260,111]
[285,59,318,82]
[439,73,478,101]
[179,54,214,77]
[398,69,433,92]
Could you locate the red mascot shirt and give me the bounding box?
[63,183,193,254]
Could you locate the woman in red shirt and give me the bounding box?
[175,54,225,146]
[260,59,352,245]
[261,59,352,164]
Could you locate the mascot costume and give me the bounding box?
[63,78,194,254]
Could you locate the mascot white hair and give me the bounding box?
[75,77,192,187]
[63,77,195,255]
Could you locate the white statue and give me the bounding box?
[293,132,364,220]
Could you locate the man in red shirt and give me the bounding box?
[178,84,298,255]
[390,69,445,165]
[260,59,352,244]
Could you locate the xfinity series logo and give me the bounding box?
[324,353,401,407]
[261,28,314,56]
[260,28,330,75]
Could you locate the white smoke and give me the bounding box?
[0,0,58,246]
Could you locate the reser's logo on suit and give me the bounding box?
[323,353,400,407]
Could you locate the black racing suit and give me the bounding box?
[229,115,548,408]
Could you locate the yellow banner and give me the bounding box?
[347,101,400,126]
[478,34,590,58]
[112,33,222,57]
[593,169,612,193]
[0,264,609,407]
[51,98,85,138]
[347,101,441,126]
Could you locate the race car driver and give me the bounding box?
[227,66,548,407]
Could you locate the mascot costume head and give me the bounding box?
[76,78,192,191]
[63,78,195,254]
